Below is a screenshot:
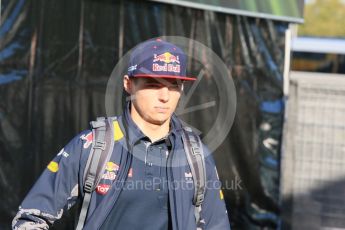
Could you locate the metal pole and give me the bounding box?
[283,24,294,97]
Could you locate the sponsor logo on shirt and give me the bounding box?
[96,184,110,195]
[185,172,193,182]
[105,162,119,172]
[102,171,116,181]
[47,161,59,173]
[80,132,93,149]
[57,148,69,158]
[102,162,130,180]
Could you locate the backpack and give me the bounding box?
[76,117,206,230]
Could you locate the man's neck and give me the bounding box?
[130,107,170,142]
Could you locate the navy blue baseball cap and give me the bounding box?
[127,39,196,81]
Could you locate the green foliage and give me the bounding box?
[298,0,345,37]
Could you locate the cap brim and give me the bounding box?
[131,74,196,81]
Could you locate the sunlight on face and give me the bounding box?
[128,77,183,125]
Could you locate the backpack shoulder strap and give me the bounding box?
[76,117,116,230]
[181,126,206,226]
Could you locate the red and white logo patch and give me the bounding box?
[96,184,110,195]
[80,132,93,149]
[152,52,181,74]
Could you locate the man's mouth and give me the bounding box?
[155,106,169,112]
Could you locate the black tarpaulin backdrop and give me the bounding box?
[0,0,287,229]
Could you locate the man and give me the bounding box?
[12,39,231,229]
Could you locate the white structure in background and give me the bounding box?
[281,36,345,229]
[292,37,345,54]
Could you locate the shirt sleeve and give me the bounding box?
[12,130,93,230]
[201,145,231,230]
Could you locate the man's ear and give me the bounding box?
[123,75,131,94]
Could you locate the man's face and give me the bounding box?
[124,76,183,125]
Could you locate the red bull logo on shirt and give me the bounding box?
[102,171,116,181]
[152,52,181,74]
[80,132,93,149]
[105,162,119,172]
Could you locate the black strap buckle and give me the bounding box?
[84,176,95,193]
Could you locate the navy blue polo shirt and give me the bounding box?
[100,105,175,229]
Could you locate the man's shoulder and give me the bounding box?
[57,130,93,162]
[76,116,121,145]
[77,129,94,149]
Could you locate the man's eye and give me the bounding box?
[171,84,180,88]
[145,83,162,88]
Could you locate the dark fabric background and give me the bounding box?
[0,0,287,229]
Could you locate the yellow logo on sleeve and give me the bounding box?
[47,161,59,173]
[220,190,224,200]
[113,120,124,141]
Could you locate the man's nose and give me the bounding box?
[158,86,169,102]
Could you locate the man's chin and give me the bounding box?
[150,116,169,126]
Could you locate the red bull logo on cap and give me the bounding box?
[152,52,181,74]
[153,52,180,64]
